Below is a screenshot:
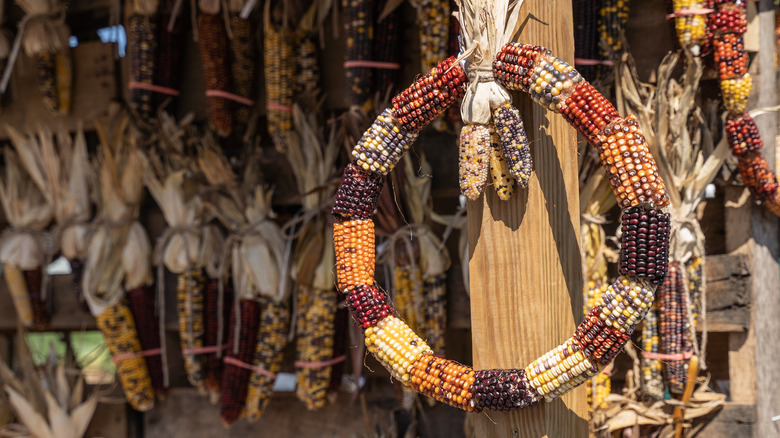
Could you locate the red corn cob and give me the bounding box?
[220,298,261,426]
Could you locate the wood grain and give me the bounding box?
[466,1,586,436]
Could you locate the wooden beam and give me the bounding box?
[467,1,586,436]
[697,253,751,332]
[696,403,756,438]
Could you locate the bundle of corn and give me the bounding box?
[0,332,98,438]
[342,0,374,110]
[145,158,205,395]
[227,0,256,131]
[264,1,296,152]
[152,0,186,112]
[199,0,233,137]
[0,147,53,329]
[127,0,159,125]
[6,127,92,323]
[372,0,401,97]
[295,2,320,110]
[288,105,341,410]
[82,107,155,411]
[14,0,72,114]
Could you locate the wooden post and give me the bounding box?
[467,1,586,436]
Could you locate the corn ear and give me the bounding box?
[177,270,207,394]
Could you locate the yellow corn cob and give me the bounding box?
[364,316,432,384]
[244,297,290,421]
[587,366,611,412]
[488,128,514,200]
[333,220,375,292]
[525,337,603,401]
[3,263,34,327]
[295,286,337,410]
[264,19,295,152]
[416,0,450,78]
[721,74,752,115]
[673,0,708,50]
[177,270,207,394]
[458,124,491,201]
[97,301,155,412]
[35,51,59,113]
[55,49,72,115]
[393,265,423,334]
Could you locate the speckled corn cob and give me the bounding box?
[470,368,540,411]
[595,115,669,209]
[416,0,449,74]
[264,20,295,151]
[714,33,748,79]
[423,274,447,353]
[364,315,432,384]
[721,74,751,114]
[492,102,532,187]
[527,54,583,111]
[35,51,58,113]
[489,128,514,200]
[738,152,779,203]
[295,286,337,410]
[686,257,703,327]
[391,56,467,132]
[97,301,155,412]
[458,123,491,200]
[296,31,320,103]
[591,276,655,335]
[333,220,376,292]
[244,297,290,421]
[726,113,763,156]
[342,0,374,108]
[333,163,385,220]
[597,0,630,54]
[493,44,551,93]
[576,306,633,366]
[619,207,671,284]
[525,337,604,401]
[373,0,401,94]
[198,13,232,137]
[346,284,393,328]
[127,14,157,123]
[153,13,185,111]
[673,0,709,50]
[221,298,261,426]
[641,302,664,398]
[658,263,691,394]
[229,15,255,127]
[177,270,207,393]
[351,109,418,174]
[127,286,165,396]
[393,265,423,333]
[409,354,476,411]
[561,82,620,145]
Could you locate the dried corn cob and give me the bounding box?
[492,102,532,187]
[737,152,779,203]
[351,109,418,175]
[422,274,446,354]
[264,18,295,151]
[221,298,261,426]
[573,0,600,81]
[618,206,671,284]
[3,263,33,327]
[204,278,232,396]
[410,354,476,411]
[127,14,157,123]
[372,0,401,95]
[295,30,320,106]
[710,6,747,34]
[97,301,155,412]
[597,0,630,54]
[672,0,709,51]
[587,367,611,411]
[177,270,207,393]
[561,82,620,145]
[641,302,664,399]
[244,297,290,421]
[229,14,255,128]
[657,263,691,394]
[721,74,751,114]
[713,33,748,79]
[594,115,669,209]
[152,13,185,111]
[527,54,583,112]
[458,124,490,200]
[493,44,552,93]
[333,220,375,292]
[346,284,394,328]
[342,0,374,109]
[526,337,604,401]
[198,12,233,136]
[470,368,539,411]
[364,315,431,384]
[686,256,703,328]
[35,51,59,114]
[127,285,165,396]
[416,0,449,74]
[726,113,763,156]
[295,286,336,410]
[332,162,385,221]
[488,127,514,200]
[393,265,423,333]
[55,50,72,115]
[23,268,49,330]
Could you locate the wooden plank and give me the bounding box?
[467,2,586,437]
[697,253,751,332]
[0,41,118,139]
[695,403,755,438]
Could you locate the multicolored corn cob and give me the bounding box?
[346,284,394,328]
[721,74,751,114]
[492,102,532,187]
[560,82,620,145]
[127,286,165,396]
[641,302,664,398]
[619,207,671,284]
[458,123,490,200]
[526,337,604,401]
[737,152,779,203]
[228,14,256,128]
[295,30,320,106]
[527,55,583,112]
[393,265,423,333]
[422,274,447,354]
[244,297,290,421]
[686,256,704,327]
[488,127,514,200]
[410,354,475,411]
[351,109,418,174]
[198,11,232,136]
[264,19,295,151]
[364,315,432,384]
[127,14,157,123]
[672,0,709,51]
[726,113,763,156]
[713,33,748,79]
[342,0,374,109]
[657,263,691,394]
[177,270,206,393]
[333,220,375,292]
[295,286,336,410]
[597,0,630,54]
[493,44,551,93]
[470,368,539,411]
[415,0,450,74]
[97,301,155,412]
[332,162,385,220]
[220,298,261,426]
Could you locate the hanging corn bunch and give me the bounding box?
[199,0,233,136]
[227,0,256,131]
[152,0,186,112]
[82,107,155,411]
[0,147,53,329]
[288,105,341,410]
[127,0,159,124]
[15,0,72,114]
[342,0,374,110]
[264,0,296,152]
